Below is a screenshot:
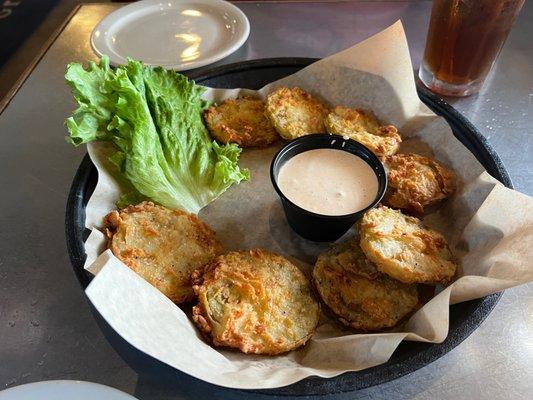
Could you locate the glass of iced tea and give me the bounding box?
[419,0,524,97]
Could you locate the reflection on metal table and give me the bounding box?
[0,2,531,400]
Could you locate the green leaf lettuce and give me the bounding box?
[65,56,249,213]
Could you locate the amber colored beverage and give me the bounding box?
[419,0,524,96]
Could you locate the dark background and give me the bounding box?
[0,0,60,68]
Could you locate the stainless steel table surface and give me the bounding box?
[0,1,531,399]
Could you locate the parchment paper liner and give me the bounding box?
[78,22,533,389]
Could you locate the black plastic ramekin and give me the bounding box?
[270,134,387,242]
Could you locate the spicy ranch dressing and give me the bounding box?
[277,148,378,216]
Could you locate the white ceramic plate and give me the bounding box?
[91,0,250,71]
[0,380,138,400]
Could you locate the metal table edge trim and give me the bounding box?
[0,3,86,114]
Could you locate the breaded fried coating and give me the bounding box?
[191,249,320,355]
[265,87,329,140]
[383,153,455,215]
[104,201,223,303]
[313,241,418,330]
[203,97,279,147]
[359,206,457,285]
[325,106,401,156]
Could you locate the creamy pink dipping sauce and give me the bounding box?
[277,148,378,216]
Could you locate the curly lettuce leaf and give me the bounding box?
[65,56,249,213]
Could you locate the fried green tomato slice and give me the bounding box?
[191,249,320,355]
[313,241,418,331]
[383,153,455,215]
[265,87,329,140]
[104,201,223,303]
[203,97,279,148]
[325,106,401,156]
[359,206,457,285]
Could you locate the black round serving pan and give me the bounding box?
[65,58,513,397]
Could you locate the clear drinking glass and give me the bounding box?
[419,0,525,97]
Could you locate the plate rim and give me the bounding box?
[0,380,137,399]
[90,0,250,71]
[65,57,512,396]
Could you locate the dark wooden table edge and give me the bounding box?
[0,3,86,114]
